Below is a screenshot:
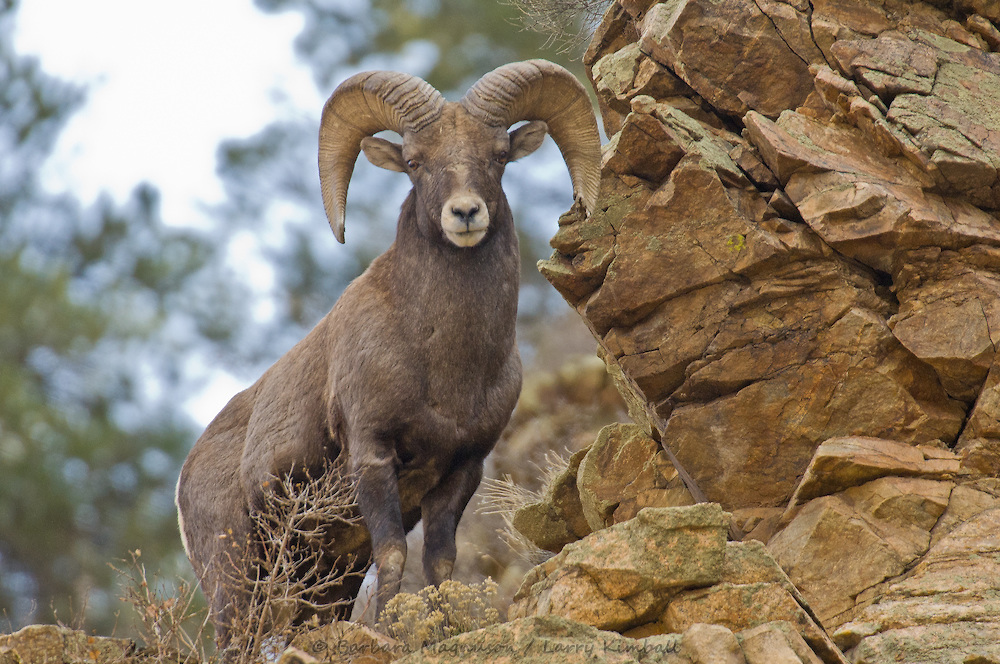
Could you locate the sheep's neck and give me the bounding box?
[387,193,520,375]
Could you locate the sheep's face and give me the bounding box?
[361,106,546,248]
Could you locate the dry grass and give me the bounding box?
[478,450,571,565]
[112,550,212,663]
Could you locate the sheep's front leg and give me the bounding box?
[354,456,406,617]
[421,456,484,585]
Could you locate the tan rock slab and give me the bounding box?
[603,112,685,183]
[744,110,925,188]
[890,246,1000,402]
[787,436,961,507]
[639,0,815,118]
[510,505,727,631]
[768,494,909,625]
[837,508,1000,662]
[577,423,691,531]
[890,297,995,401]
[770,477,952,629]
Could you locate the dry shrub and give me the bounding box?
[116,461,366,663]
[505,0,613,53]
[376,579,500,652]
[217,462,366,663]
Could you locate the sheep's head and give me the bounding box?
[318,60,601,246]
[358,107,547,247]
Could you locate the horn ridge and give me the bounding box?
[318,71,444,243]
[461,59,601,216]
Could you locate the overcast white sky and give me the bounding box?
[14,0,324,228]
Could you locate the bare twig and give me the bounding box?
[114,460,365,664]
[112,549,213,663]
[215,461,366,664]
[504,0,613,54]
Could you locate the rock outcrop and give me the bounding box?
[393,615,835,664]
[533,0,1000,661]
[508,504,845,664]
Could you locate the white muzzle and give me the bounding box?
[441,194,489,247]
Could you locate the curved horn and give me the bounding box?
[319,71,445,243]
[461,59,601,216]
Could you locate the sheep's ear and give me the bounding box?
[361,136,406,172]
[508,121,548,162]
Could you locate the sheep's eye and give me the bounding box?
[496,150,508,164]
[406,159,420,170]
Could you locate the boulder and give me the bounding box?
[512,446,592,553]
[638,0,816,118]
[509,505,727,632]
[576,423,692,531]
[0,625,135,663]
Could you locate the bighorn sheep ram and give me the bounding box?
[175,59,601,645]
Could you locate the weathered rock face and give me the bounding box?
[835,506,1000,663]
[538,0,1000,661]
[763,436,1000,638]
[548,0,1000,515]
[549,0,1000,514]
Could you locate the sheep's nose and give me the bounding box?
[451,203,480,224]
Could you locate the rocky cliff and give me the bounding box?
[517,0,1000,661]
